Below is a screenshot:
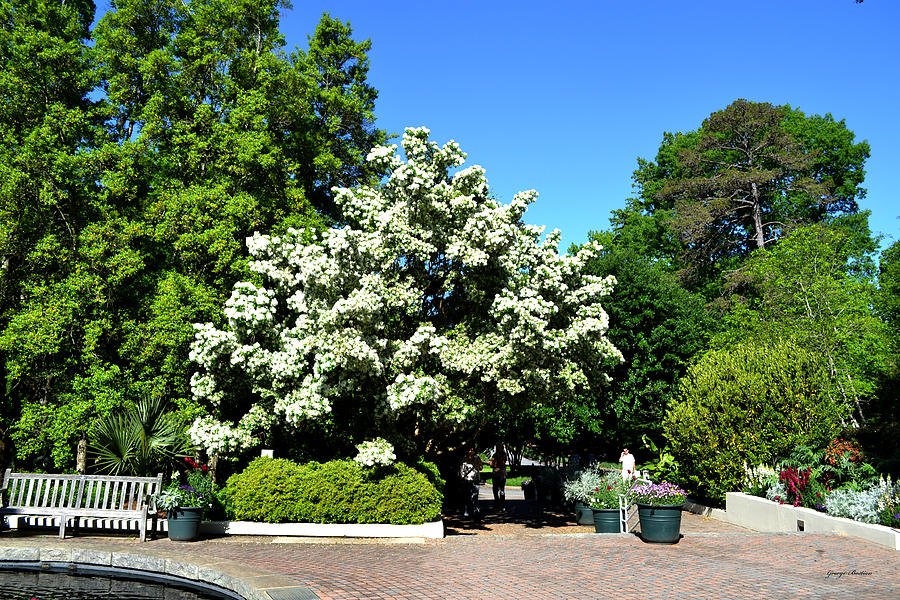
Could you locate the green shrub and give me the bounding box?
[224,457,443,524]
[664,340,845,505]
[357,463,443,524]
[224,457,305,522]
[294,460,366,523]
[414,459,446,497]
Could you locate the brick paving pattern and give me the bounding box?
[3,493,898,599]
[25,531,898,600]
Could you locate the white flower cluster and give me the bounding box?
[353,437,396,468]
[224,282,277,327]
[743,462,778,490]
[188,415,254,457]
[187,127,621,458]
[387,372,445,410]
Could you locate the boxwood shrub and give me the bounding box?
[224,457,443,524]
[222,457,306,523]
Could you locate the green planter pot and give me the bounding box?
[575,502,594,525]
[591,507,621,533]
[637,503,683,543]
[167,506,202,541]
[522,480,536,501]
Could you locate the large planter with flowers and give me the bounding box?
[631,482,687,544]
[591,508,622,533]
[587,472,633,533]
[155,478,212,542]
[167,506,203,541]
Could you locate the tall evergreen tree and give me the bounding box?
[0,0,386,470]
[628,99,870,297]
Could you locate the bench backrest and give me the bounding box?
[1,470,163,512]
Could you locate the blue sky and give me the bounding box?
[277,0,899,253]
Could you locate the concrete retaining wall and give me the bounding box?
[723,492,899,551]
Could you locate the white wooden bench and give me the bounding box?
[0,470,163,541]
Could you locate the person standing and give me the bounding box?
[619,447,636,482]
[460,449,482,520]
[489,443,508,512]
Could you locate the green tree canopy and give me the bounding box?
[717,224,890,426]
[577,231,718,451]
[627,99,870,296]
[0,0,385,470]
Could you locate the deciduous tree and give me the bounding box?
[187,128,622,466]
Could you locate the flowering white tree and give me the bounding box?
[188,127,621,463]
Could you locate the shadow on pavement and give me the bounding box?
[443,497,582,536]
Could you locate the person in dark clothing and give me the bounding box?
[490,443,508,511]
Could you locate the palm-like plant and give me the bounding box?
[88,396,193,476]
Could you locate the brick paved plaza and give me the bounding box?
[2,511,898,600]
[172,530,895,600]
[2,492,898,599]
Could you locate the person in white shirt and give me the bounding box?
[460,449,482,520]
[619,447,636,482]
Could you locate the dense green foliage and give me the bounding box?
[87,396,192,475]
[664,340,845,503]
[626,99,870,297]
[718,225,891,425]
[0,0,384,471]
[580,234,718,450]
[224,457,443,524]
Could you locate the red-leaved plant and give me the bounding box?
[779,466,811,507]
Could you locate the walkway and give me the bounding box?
[2,493,898,600]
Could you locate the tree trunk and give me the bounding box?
[76,436,87,474]
[750,182,766,249]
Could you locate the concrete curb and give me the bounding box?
[0,542,312,600]
[200,519,444,539]
[7,515,444,540]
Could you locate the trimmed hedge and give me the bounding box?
[224,457,443,525]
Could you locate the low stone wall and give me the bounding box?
[0,543,289,600]
[723,492,899,551]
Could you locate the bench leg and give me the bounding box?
[58,517,67,539]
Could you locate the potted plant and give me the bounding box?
[521,478,536,501]
[630,481,687,543]
[587,472,633,533]
[563,466,605,525]
[155,482,210,541]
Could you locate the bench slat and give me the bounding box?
[12,478,22,506]
[24,479,36,508]
[101,479,112,510]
